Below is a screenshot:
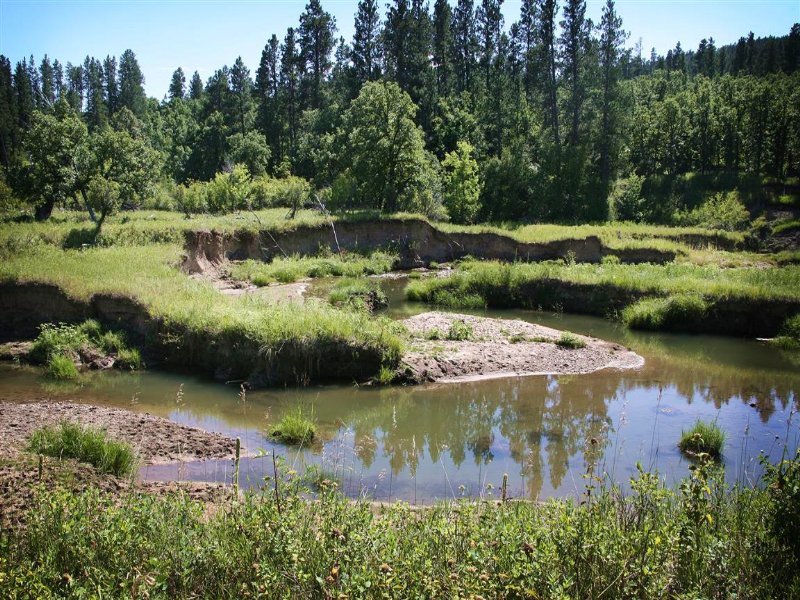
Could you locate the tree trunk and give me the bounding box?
[34,199,55,221]
[80,188,98,223]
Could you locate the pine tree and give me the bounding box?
[14,59,35,130]
[597,0,625,187]
[0,56,16,166]
[84,56,108,130]
[352,0,382,87]
[52,60,64,99]
[229,57,253,134]
[519,0,538,98]
[560,0,590,147]
[384,0,412,89]
[118,49,146,117]
[280,27,301,165]
[452,0,477,92]
[298,0,337,108]
[103,56,118,114]
[476,0,503,91]
[537,0,559,148]
[189,71,204,100]
[40,56,55,108]
[432,0,453,95]
[169,67,186,101]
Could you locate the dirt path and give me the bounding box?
[0,400,239,464]
[398,312,643,383]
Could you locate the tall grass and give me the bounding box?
[2,455,799,598]
[27,422,138,476]
[621,294,709,331]
[270,407,316,446]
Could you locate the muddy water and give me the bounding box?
[1,277,798,502]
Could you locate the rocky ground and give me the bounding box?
[398,311,643,383]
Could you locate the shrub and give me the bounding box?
[328,279,388,312]
[622,294,708,332]
[762,449,800,562]
[772,314,800,350]
[674,191,750,231]
[270,408,316,446]
[250,175,311,210]
[28,421,138,476]
[678,420,725,459]
[116,348,143,370]
[556,332,586,349]
[442,141,481,224]
[30,323,88,364]
[446,320,473,341]
[609,175,646,222]
[46,354,79,380]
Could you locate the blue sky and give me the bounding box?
[1,0,798,99]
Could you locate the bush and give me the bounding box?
[772,314,800,350]
[30,323,89,364]
[28,421,138,476]
[622,294,709,331]
[250,175,311,210]
[270,407,316,446]
[678,420,726,459]
[206,164,251,213]
[328,279,388,312]
[609,175,646,222]
[673,191,750,231]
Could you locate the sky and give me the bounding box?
[1,0,798,99]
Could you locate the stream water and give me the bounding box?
[1,277,798,503]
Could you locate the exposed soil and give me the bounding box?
[0,400,240,464]
[398,312,643,383]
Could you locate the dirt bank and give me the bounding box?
[397,312,643,383]
[0,400,240,464]
[182,218,676,275]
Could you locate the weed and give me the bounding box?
[424,328,442,340]
[372,365,396,385]
[622,294,709,332]
[27,422,137,476]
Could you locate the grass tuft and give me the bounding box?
[45,354,79,380]
[28,421,138,476]
[555,332,586,349]
[678,420,726,459]
[270,407,316,446]
[621,294,709,332]
[446,320,473,341]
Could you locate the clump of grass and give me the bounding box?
[621,294,709,332]
[555,332,586,349]
[45,354,79,380]
[328,279,388,312]
[446,320,473,341]
[270,407,316,446]
[425,328,442,340]
[372,365,396,385]
[30,322,88,364]
[28,421,137,476]
[115,348,143,370]
[678,420,726,459]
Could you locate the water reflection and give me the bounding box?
[0,296,797,502]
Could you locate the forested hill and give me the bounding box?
[0,0,798,225]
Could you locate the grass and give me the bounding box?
[771,314,800,350]
[678,420,726,459]
[621,294,709,332]
[328,278,389,312]
[27,421,138,476]
[270,407,316,446]
[45,354,79,380]
[2,454,800,598]
[228,251,397,285]
[406,259,800,336]
[0,244,403,384]
[555,332,586,349]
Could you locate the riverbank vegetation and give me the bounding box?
[678,420,726,459]
[1,453,799,598]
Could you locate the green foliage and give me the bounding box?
[27,421,137,476]
[678,420,726,459]
[46,354,79,381]
[270,407,316,446]
[446,319,473,341]
[762,449,800,564]
[556,332,586,349]
[441,141,481,224]
[30,322,89,364]
[609,175,646,222]
[344,81,432,213]
[250,175,311,210]
[771,314,800,350]
[205,164,251,213]
[372,365,396,385]
[4,461,800,598]
[622,294,709,331]
[674,191,751,231]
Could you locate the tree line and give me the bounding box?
[1,0,798,224]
